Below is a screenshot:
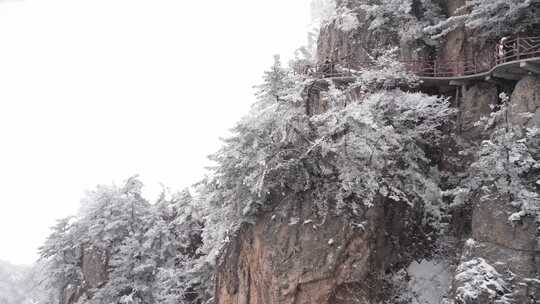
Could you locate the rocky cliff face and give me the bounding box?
[216,193,430,304]
[316,10,398,68]
[510,76,540,129]
[315,2,423,68]
[459,82,498,137]
[61,248,108,304]
[214,1,540,304]
[452,75,540,303]
[458,195,540,303]
[438,0,495,73]
[81,248,108,290]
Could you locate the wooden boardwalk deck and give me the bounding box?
[419,57,540,86]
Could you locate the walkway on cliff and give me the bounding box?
[309,35,540,86]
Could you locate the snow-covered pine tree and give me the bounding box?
[153,189,207,304]
[38,217,82,304]
[255,55,296,103]
[358,0,444,44]
[425,0,540,40]
[39,177,207,304]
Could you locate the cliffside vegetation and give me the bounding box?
[452,93,540,223]
[201,51,453,262]
[426,0,540,40]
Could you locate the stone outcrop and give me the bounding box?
[449,77,540,303]
[443,77,540,303]
[459,82,498,137]
[61,284,82,304]
[454,238,540,304]
[439,0,496,73]
[452,194,540,303]
[316,8,400,69]
[304,80,331,116]
[439,0,465,65]
[61,248,108,304]
[440,27,466,64]
[472,197,539,253]
[316,1,442,67]
[215,193,428,304]
[452,74,540,302]
[510,75,540,128]
[81,248,108,289]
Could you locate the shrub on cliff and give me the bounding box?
[447,93,540,223]
[426,0,540,40]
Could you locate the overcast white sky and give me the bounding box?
[0,0,313,265]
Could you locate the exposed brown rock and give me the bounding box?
[61,247,108,304]
[81,248,108,289]
[316,9,400,69]
[61,284,82,304]
[440,28,466,64]
[510,75,540,128]
[445,79,540,303]
[304,80,330,116]
[453,237,540,303]
[215,190,431,304]
[459,82,498,137]
[472,197,539,252]
[316,12,371,68]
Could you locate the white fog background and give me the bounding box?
[0,0,316,265]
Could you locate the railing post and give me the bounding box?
[434,61,437,77]
[516,36,521,60]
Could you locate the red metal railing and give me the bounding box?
[306,35,540,79]
[305,59,354,79]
